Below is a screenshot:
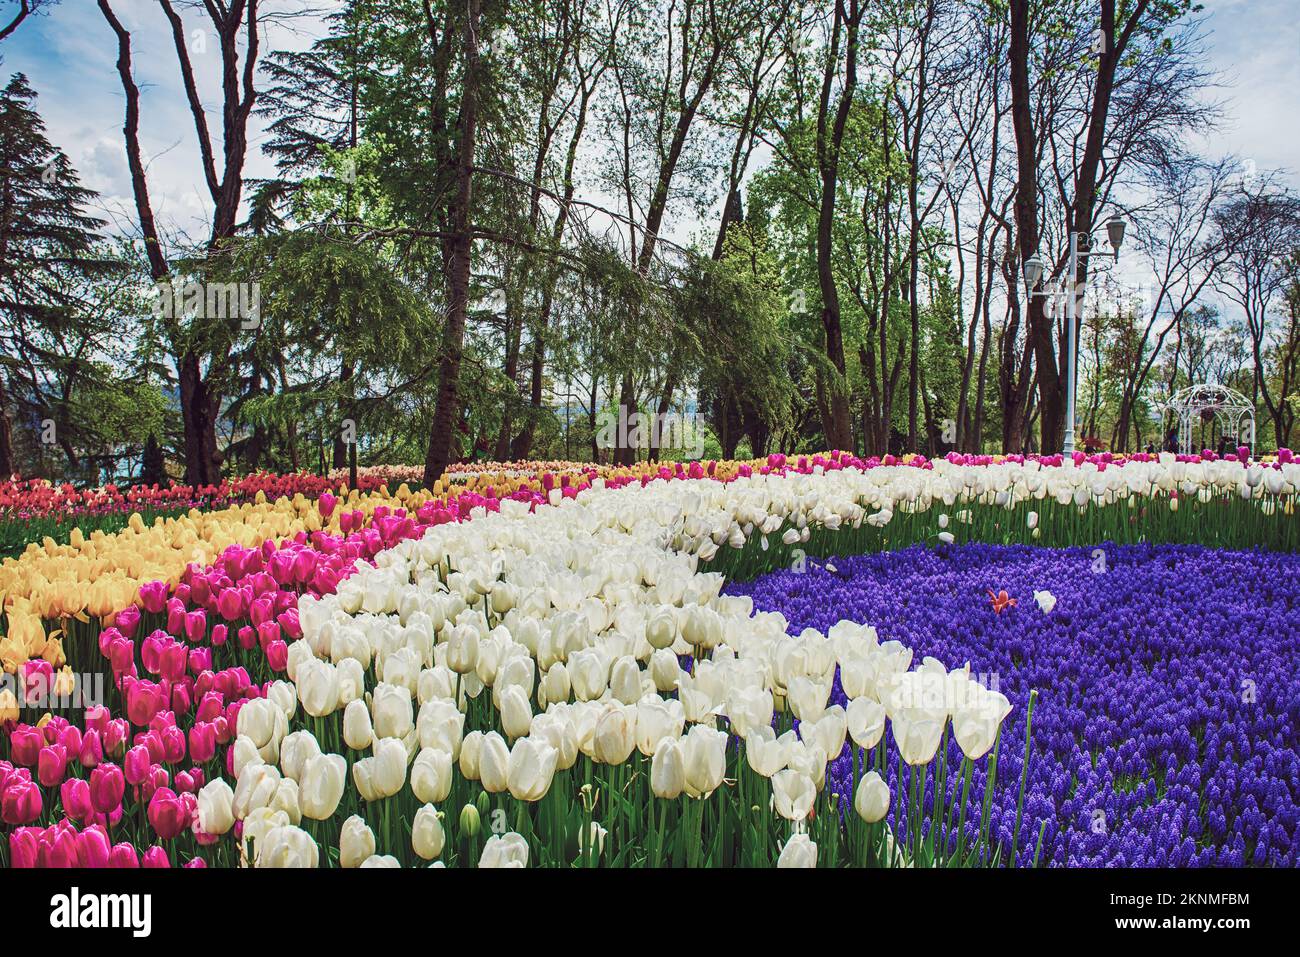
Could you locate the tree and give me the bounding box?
[0,72,121,477]
[1214,182,1300,448]
[98,0,266,486]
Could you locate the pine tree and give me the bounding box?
[0,71,114,476]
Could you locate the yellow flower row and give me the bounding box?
[0,461,766,675]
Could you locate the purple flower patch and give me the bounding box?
[726,542,1300,866]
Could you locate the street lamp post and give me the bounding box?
[1022,212,1126,456]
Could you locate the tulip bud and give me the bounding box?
[459,803,481,837]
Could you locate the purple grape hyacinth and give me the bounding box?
[725,542,1300,866]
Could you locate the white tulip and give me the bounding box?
[846,696,886,749]
[506,736,559,801]
[412,803,446,860]
[479,832,530,868]
[411,747,454,804]
[370,682,414,740]
[299,753,347,820]
[196,778,235,836]
[499,684,534,739]
[854,770,890,823]
[771,769,816,821]
[777,832,817,868]
[479,731,510,793]
[650,737,686,799]
[339,815,376,868]
[343,698,373,750]
[255,825,319,868]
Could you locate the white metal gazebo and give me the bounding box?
[1163,384,1255,455]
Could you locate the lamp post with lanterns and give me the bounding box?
[1022,212,1127,456]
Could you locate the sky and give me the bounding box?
[0,0,1296,262]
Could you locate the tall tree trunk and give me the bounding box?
[814,0,862,453]
[178,351,220,486]
[332,362,354,469]
[0,372,14,477]
[422,0,481,489]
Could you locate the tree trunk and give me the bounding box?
[0,372,14,477]
[1008,0,1061,453]
[422,0,480,489]
[178,351,220,486]
[814,1,861,453]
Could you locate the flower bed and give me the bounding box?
[2,456,1299,868]
[726,542,1300,866]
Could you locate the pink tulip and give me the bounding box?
[266,640,289,673]
[58,724,83,756]
[1,778,42,824]
[217,587,246,621]
[124,680,163,727]
[61,777,94,823]
[124,745,152,786]
[256,620,281,652]
[183,609,207,643]
[104,719,129,755]
[114,604,142,638]
[89,763,125,814]
[188,722,218,764]
[9,827,40,867]
[37,744,69,788]
[9,725,43,766]
[188,647,212,675]
[41,824,79,867]
[318,491,337,518]
[147,787,189,840]
[140,580,169,615]
[142,845,171,867]
[165,597,186,635]
[160,725,187,764]
[78,730,104,768]
[108,842,140,867]
[77,824,112,867]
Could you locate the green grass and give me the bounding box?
[708,492,1300,583]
